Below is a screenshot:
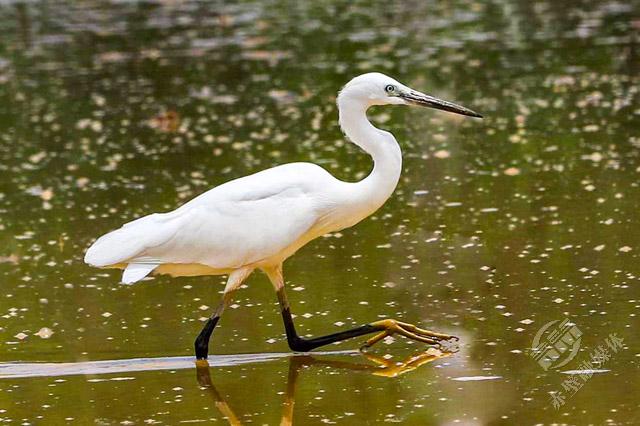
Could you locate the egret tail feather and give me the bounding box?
[122,263,157,285]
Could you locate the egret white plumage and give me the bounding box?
[84,72,482,360]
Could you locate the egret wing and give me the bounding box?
[146,186,319,268]
[85,163,332,270]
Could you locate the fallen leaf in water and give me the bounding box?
[148,110,180,133]
[425,347,443,356]
[26,185,50,199]
[98,51,128,63]
[241,36,268,49]
[35,327,54,339]
[211,95,238,105]
[76,177,90,188]
[0,254,19,264]
[242,50,292,65]
[218,14,234,27]
[434,150,450,159]
[29,151,47,163]
[268,90,297,104]
[40,188,54,201]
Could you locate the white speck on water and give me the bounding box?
[585,152,603,162]
[434,150,450,159]
[87,377,135,383]
[101,312,112,318]
[452,376,502,381]
[14,332,28,340]
[562,369,610,375]
[35,327,54,339]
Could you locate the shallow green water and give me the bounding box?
[0,0,639,424]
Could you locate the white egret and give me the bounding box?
[84,72,482,359]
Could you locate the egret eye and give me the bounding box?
[385,84,396,94]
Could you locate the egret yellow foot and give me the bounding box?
[361,319,458,349]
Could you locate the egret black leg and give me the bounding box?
[194,268,252,360]
[276,287,457,352]
[195,293,235,360]
[195,299,224,360]
[277,287,376,351]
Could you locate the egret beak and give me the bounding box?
[400,90,482,118]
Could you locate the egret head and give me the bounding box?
[339,72,482,118]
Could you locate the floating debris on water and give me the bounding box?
[35,328,54,339]
[451,376,502,381]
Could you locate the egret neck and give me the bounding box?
[337,93,402,217]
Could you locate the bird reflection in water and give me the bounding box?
[195,348,452,425]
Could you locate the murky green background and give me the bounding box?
[0,0,639,424]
